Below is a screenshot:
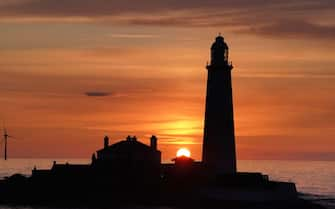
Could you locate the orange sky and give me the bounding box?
[0,0,334,161]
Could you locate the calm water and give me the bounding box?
[0,159,334,208]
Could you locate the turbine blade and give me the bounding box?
[2,122,6,134]
[9,136,24,140]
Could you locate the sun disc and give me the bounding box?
[176,148,191,157]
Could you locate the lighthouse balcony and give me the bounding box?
[206,61,233,70]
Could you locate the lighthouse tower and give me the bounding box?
[202,35,237,174]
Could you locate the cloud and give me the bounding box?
[0,0,334,39]
[108,33,159,39]
[240,19,335,40]
[84,91,111,97]
[0,0,281,16]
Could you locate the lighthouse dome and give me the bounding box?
[210,35,229,65]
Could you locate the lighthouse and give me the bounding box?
[202,35,237,174]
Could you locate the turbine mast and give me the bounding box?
[4,128,8,160]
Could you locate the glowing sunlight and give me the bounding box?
[176,148,191,157]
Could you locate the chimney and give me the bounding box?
[150,135,157,150]
[91,153,97,164]
[104,136,109,148]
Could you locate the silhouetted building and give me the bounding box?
[202,35,237,174]
[94,135,161,186]
[31,135,162,188]
[96,135,161,165]
[51,162,91,177]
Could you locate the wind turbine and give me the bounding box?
[2,126,14,160]
[3,127,8,160]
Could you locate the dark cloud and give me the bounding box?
[0,0,294,16]
[0,0,333,19]
[0,0,334,39]
[241,19,335,39]
[1,0,333,17]
[85,91,111,97]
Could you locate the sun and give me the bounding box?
[176,148,191,158]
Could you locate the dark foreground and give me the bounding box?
[0,196,326,209]
[0,173,326,209]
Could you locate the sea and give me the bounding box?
[0,159,334,209]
